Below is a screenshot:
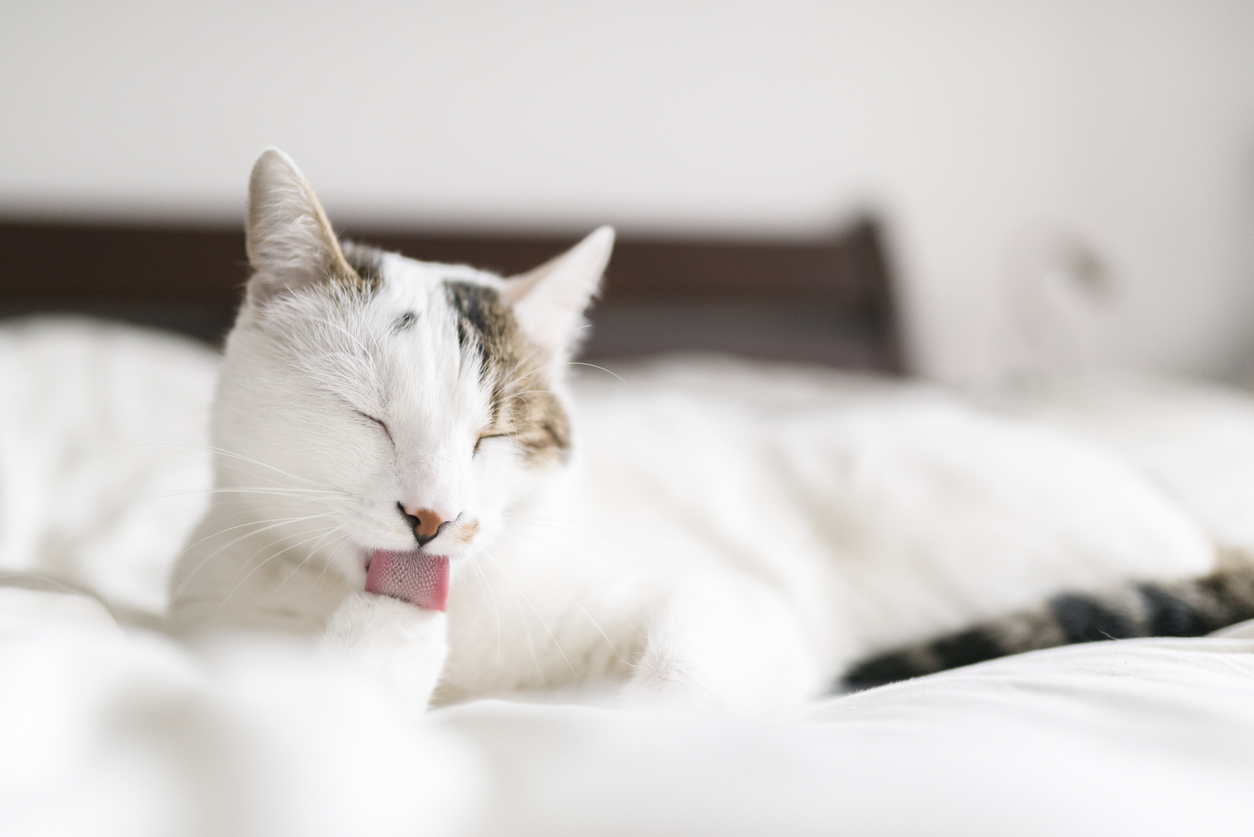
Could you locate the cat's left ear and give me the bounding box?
[244,148,359,305]
[501,226,615,360]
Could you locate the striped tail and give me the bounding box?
[843,554,1254,691]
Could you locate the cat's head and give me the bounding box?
[214,149,612,604]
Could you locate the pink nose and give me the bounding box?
[409,507,444,539]
[399,504,449,547]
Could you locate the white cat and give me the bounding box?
[167,149,818,712]
[168,149,1250,714]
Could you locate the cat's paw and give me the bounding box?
[319,592,448,708]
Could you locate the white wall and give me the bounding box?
[3,1,1254,386]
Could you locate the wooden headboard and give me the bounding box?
[0,217,902,373]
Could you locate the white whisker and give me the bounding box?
[565,361,625,383]
[88,441,341,491]
[309,533,356,592]
[466,557,504,667]
[479,546,578,681]
[493,529,622,663]
[477,549,548,686]
[172,513,333,598]
[265,525,352,602]
[220,522,348,607]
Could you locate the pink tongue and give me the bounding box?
[365,550,450,611]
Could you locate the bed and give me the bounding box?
[5,222,1254,835]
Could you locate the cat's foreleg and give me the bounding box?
[625,573,821,715]
[319,593,448,709]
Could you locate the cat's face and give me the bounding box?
[213,149,612,600]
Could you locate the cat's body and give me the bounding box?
[168,149,1254,712]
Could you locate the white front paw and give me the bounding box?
[320,593,448,708]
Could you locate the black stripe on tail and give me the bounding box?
[842,556,1254,691]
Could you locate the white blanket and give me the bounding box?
[5,318,1254,836]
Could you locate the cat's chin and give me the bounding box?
[363,549,451,612]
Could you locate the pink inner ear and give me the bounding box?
[365,550,450,611]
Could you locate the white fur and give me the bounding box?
[168,150,1215,715]
[503,226,614,361]
[320,593,448,706]
[245,148,347,303]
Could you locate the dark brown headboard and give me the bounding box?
[0,217,902,372]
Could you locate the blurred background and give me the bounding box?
[2,0,1254,390]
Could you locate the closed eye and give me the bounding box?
[356,410,394,444]
[474,432,510,454]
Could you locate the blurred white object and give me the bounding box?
[0,587,481,837]
[0,317,218,614]
[994,227,1117,397]
[444,634,1254,836]
[1026,374,1254,555]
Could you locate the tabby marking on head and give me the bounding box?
[445,280,570,463]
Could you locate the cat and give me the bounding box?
[167,148,1254,712]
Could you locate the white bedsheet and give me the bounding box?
[5,318,1254,836]
[447,636,1254,836]
[7,584,1254,836]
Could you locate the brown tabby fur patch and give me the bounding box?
[444,280,570,465]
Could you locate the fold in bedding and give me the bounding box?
[6,318,1254,835]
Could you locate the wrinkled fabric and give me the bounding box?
[8,318,1254,836]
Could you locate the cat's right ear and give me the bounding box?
[501,227,615,362]
[244,148,353,305]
